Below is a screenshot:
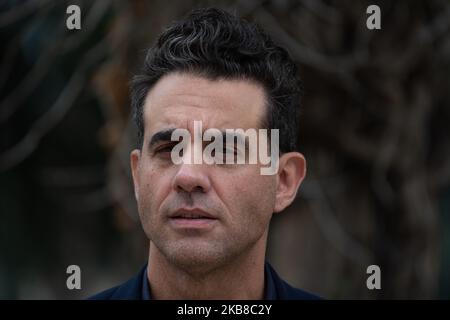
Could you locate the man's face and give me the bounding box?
[131,72,278,272]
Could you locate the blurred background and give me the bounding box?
[0,0,449,299]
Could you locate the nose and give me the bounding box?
[173,163,211,193]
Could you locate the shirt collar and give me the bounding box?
[263,261,278,300]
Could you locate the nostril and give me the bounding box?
[173,167,211,193]
[176,184,204,193]
[192,186,204,193]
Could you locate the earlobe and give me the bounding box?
[274,152,306,213]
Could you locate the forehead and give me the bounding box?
[143,72,267,136]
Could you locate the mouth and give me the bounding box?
[169,208,218,229]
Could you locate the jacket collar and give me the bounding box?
[105,261,319,300]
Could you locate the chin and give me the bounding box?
[163,241,230,273]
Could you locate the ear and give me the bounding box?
[273,152,306,213]
[130,149,141,202]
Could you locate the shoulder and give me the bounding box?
[88,265,147,300]
[266,263,322,300]
[277,279,322,300]
[88,286,119,300]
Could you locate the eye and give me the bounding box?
[212,146,238,163]
[155,143,177,155]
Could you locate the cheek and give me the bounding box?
[137,167,168,218]
[245,178,276,218]
[218,168,277,226]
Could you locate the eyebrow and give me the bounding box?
[147,128,251,150]
[148,128,177,149]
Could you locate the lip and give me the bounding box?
[169,208,217,219]
[168,208,218,229]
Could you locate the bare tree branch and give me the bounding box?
[0,37,109,171]
[0,1,111,123]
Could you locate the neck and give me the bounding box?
[147,232,268,299]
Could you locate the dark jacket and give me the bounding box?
[89,262,320,300]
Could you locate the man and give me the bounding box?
[90,7,319,300]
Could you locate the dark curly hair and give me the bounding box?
[131,8,302,153]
